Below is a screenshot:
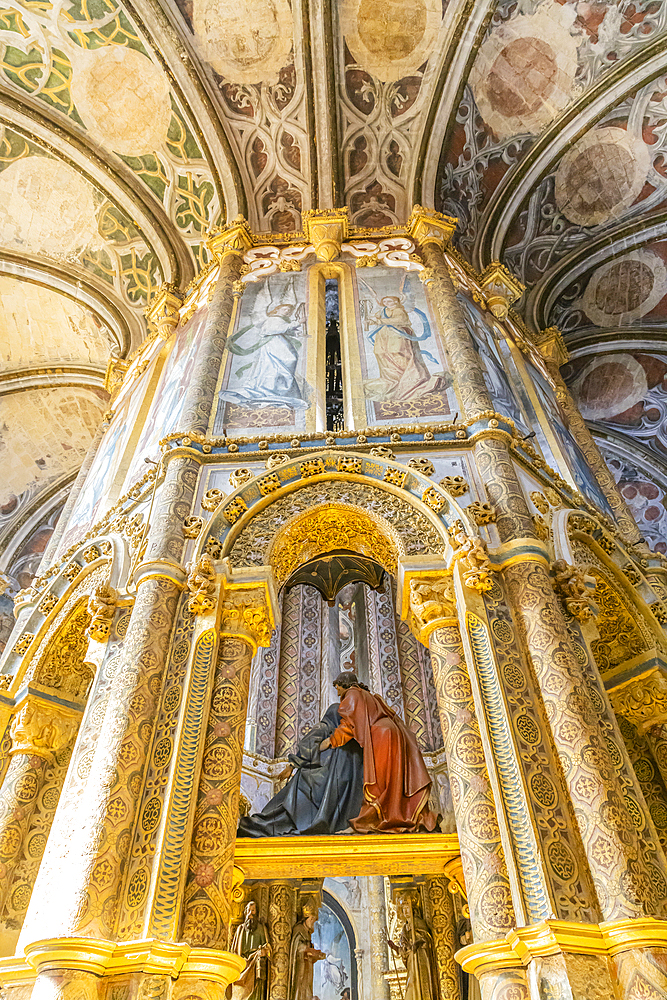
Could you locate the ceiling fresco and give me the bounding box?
[4,0,667,572]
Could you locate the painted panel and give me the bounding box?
[212,272,314,436]
[56,368,152,553]
[122,307,209,492]
[456,293,530,433]
[348,265,457,426]
[312,901,353,1000]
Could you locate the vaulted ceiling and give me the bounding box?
[2,0,667,590]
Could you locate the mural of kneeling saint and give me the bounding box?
[238,672,437,836]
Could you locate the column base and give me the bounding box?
[0,937,245,999]
[457,918,667,1000]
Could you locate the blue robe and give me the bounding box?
[237,705,364,837]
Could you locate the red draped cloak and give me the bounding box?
[329,686,437,834]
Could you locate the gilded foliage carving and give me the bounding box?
[589,572,652,674]
[610,670,667,731]
[551,560,597,622]
[10,699,78,758]
[33,602,94,699]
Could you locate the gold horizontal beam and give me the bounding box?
[234,832,460,878]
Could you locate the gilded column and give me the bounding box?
[181,635,253,947]
[268,880,296,1000]
[368,875,391,1000]
[415,228,535,544]
[19,220,251,951]
[616,716,667,852]
[537,336,641,545]
[427,624,515,942]
[181,590,273,947]
[645,723,667,793]
[504,560,663,919]
[424,875,460,1000]
[0,697,78,912]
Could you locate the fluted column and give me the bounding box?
[268,880,296,1000]
[368,875,391,1000]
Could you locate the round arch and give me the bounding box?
[203,451,474,584]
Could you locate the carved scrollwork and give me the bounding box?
[532,514,550,541]
[468,501,496,526]
[229,469,252,489]
[183,516,204,539]
[407,457,435,476]
[201,489,225,513]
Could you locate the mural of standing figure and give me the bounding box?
[388,894,438,1000]
[229,900,271,1000]
[363,291,447,402]
[289,901,327,1000]
[220,274,308,411]
[320,672,437,834]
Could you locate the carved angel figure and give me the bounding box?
[186,554,217,615]
[86,582,118,642]
[551,559,597,622]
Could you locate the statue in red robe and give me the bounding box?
[322,673,437,834]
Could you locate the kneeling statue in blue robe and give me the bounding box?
[237,704,364,837]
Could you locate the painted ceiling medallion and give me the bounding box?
[69,47,172,157]
[340,0,442,82]
[0,157,101,260]
[555,127,650,228]
[192,0,294,84]
[581,250,667,328]
[469,6,580,140]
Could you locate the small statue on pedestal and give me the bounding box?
[228,899,271,1000]
[288,900,326,1000]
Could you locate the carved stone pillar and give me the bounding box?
[368,875,391,1000]
[268,880,296,1000]
[427,624,515,942]
[423,875,460,1000]
[505,559,665,921]
[181,588,274,948]
[540,345,641,545]
[0,697,78,912]
[646,722,667,793]
[20,218,252,957]
[416,232,535,544]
